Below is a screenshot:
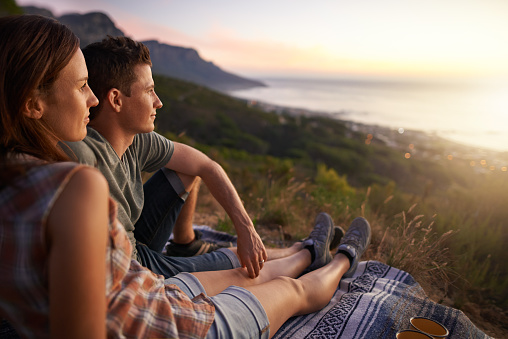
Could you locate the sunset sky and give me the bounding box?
[17,0,508,80]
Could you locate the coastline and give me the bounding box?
[227,76,508,154]
[233,96,508,173]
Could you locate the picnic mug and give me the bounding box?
[409,317,449,338]
[396,330,433,339]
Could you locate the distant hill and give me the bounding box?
[58,12,125,48]
[18,5,54,18]
[20,6,265,92]
[143,40,264,92]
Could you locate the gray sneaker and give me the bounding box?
[165,230,233,257]
[302,212,334,271]
[336,217,371,277]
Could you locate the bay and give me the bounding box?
[229,77,508,153]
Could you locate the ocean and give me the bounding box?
[228,77,508,153]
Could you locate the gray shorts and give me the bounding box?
[167,273,270,338]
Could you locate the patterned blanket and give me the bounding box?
[274,261,489,338]
[197,226,491,339]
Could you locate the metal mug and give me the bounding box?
[396,330,434,338]
[409,317,449,338]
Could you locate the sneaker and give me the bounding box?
[336,217,371,277]
[302,212,335,271]
[165,230,233,257]
[329,225,345,250]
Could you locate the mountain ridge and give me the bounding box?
[20,6,265,92]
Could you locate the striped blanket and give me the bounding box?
[274,260,489,338]
[197,226,490,339]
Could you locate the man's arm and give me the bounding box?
[165,142,267,278]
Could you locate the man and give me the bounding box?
[66,36,267,278]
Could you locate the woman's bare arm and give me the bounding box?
[46,167,109,339]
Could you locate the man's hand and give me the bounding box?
[236,227,267,278]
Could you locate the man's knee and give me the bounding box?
[175,172,200,193]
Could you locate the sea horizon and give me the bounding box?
[228,76,508,154]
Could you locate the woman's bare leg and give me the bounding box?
[194,216,371,338]
[247,253,350,338]
[192,248,311,296]
[193,212,336,296]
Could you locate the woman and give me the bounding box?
[0,14,103,338]
[0,15,371,339]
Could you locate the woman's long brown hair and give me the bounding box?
[0,15,80,185]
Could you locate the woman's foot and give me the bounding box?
[302,213,334,271]
[335,217,371,277]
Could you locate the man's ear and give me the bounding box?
[21,96,44,119]
[107,88,122,112]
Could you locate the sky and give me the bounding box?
[16,0,508,80]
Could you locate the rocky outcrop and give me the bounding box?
[58,12,125,48]
[19,6,265,92]
[144,40,265,91]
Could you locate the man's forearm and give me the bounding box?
[200,161,254,233]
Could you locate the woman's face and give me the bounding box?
[40,49,98,142]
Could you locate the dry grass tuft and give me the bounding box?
[373,204,456,298]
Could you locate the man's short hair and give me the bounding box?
[83,36,152,119]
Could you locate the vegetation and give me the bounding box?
[0,0,23,16]
[156,75,508,334]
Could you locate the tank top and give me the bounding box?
[0,162,214,338]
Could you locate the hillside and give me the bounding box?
[145,40,264,91]
[152,74,508,336]
[153,74,473,195]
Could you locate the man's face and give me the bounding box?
[119,64,162,135]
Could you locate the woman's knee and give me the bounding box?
[272,276,304,295]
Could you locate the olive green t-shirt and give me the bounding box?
[65,127,174,259]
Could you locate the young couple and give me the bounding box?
[0,15,371,338]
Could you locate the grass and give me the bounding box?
[241,171,459,301]
[191,141,507,307]
[373,206,456,299]
[191,148,508,336]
